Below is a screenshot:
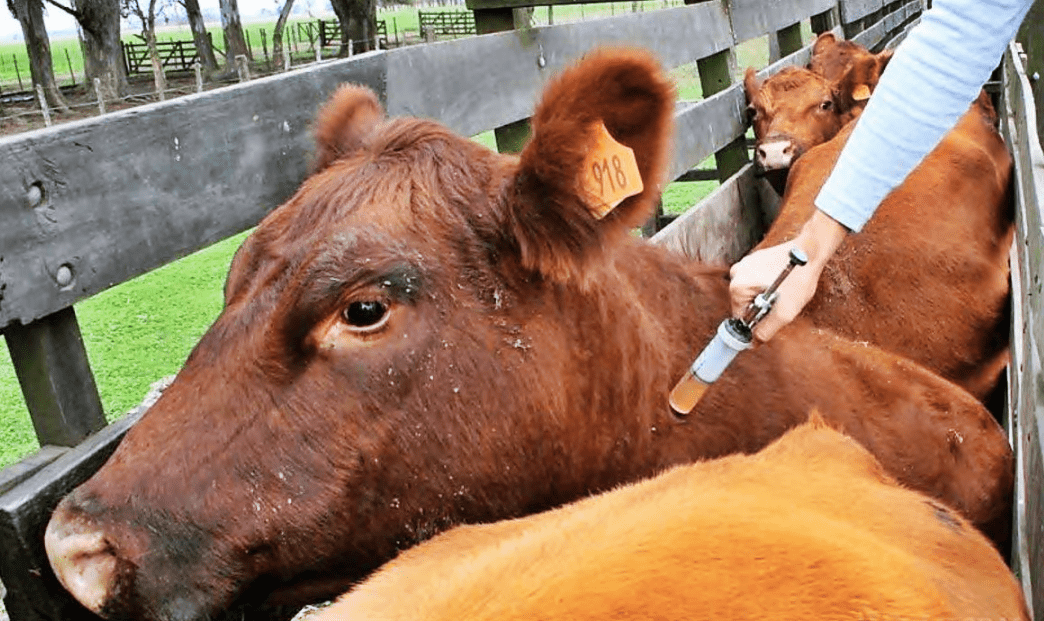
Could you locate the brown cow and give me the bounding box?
[809,31,893,83]
[745,40,891,191]
[316,419,1029,621]
[44,49,1013,621]
[755,86,1013,401]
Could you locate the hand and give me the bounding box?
[729,210,848,342]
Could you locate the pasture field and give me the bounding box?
[0,15,801,468]
[0,0,778,93]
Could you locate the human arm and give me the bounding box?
[729,0,1034,342]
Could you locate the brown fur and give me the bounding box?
[759,96,1014,401]
[319,420,1028,621]
[810,31,894,84]
[745,40,892,193]
[45,49,1013,621]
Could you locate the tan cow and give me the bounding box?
[316,418,1029,621]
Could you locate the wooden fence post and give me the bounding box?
[810,5,839,35]
[193,61,203,93]
[93,78,106,114]
[4,307,107,448]
[235,54,251,81]
[1018,0,1044,140]
[697,48,749,181]
[473,7,531,153]
[768,21,803,62]
[283,44,291,71]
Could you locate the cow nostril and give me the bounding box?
[45,510,119,617]
[756,147,767,162]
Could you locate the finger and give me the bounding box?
[752,313,784,343]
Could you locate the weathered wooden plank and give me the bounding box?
[1007,242,1033,620]
[0,407,144,621]
[729,0,836,43]
[670,91,746,181]
[0,53,387,331]
[810,5,840,33]
[669,41,817,182]
[1018,1,1044,140]
[4,307,105,447]
[851,18,886,50]
[1001,40,1044,619]
[651,164,766,265]
[472,7,532,154]
[0,446,66,497]
[883,5,901,32]
[838,0,884,24]
[384,3,733,139]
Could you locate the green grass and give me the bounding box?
[0,232,247,469]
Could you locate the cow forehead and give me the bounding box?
[761,68,831,101]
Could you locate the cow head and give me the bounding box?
[44,48,675,621]
[808,32,893,83]
[744,41,891,193]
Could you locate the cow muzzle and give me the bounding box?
[45,501,118,616]
[754,138,797,172]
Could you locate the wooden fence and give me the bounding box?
[419,9,478,39]
[316,18,391,50]
[121,34,217,76]
[1001,38,1044,621]
[2,0,1041,619]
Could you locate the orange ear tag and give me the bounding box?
[581,122,644,219]
[852,84,872,102]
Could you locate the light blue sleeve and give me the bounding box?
[814,0,1034,232]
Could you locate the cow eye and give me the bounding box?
[820,100,834,111]
[343,300,389,331]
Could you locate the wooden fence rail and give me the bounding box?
[1001,40,1044,621]
[20,3,1044,621]
[121,35,217,76]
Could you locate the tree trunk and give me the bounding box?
[329,0,376,55]
[271,0,295,64]
[180,0,218,74]
[9,0,67,110]
[219,0,250,67]
[144,21,167,99]
[72,0,126,100]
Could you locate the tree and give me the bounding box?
[329,0,376,56]
[122,0,169,99]
[219,0,250,68]
[7,0,67,110]
[271,0,295,66]
[47,0,127,100]
[178,0,218,75]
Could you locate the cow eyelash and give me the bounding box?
[342,300,391,333]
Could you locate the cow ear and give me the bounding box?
[743,67,761,104]
[312,85,385,173]
[505,48,674,283]
[835,50,888,110]
[811,31,838,57]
